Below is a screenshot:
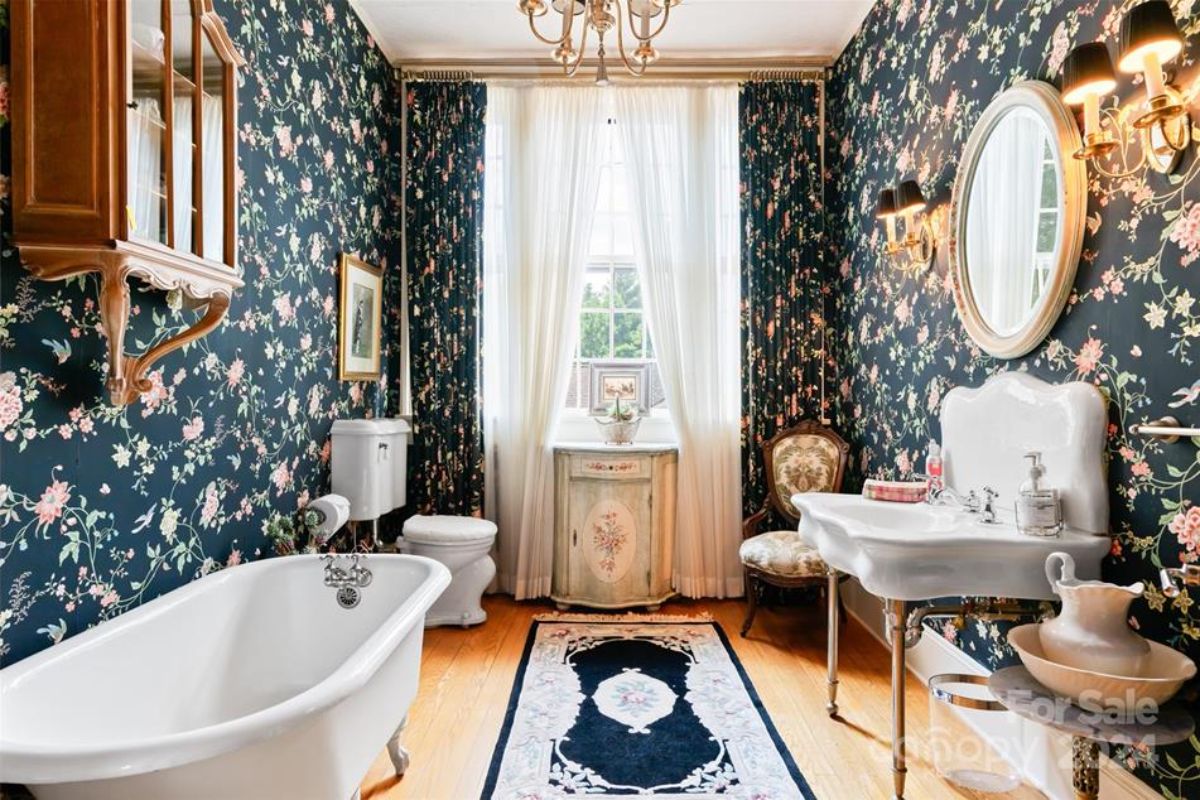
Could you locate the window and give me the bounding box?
[563,126,666,414]
[1032,141,1060,304]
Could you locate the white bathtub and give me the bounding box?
[0,553,450,800]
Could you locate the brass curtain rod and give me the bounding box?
[403,70,826,84]
[400,58,827,84]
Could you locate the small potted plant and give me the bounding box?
[595,396,641,445]
[263,507,330,555]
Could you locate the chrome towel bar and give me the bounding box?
[1129,416,1199,444]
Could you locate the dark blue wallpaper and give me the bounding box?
[0,0,404,665]
[827,0,1199,794]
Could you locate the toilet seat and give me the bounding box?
[402,515,497,546]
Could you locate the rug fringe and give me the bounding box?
[533,611,714,623]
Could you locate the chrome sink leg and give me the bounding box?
[826,569,839,716]
[885,598,907,800]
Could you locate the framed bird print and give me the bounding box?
[338,254,383,381]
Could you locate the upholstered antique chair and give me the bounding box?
[740,420,850,636]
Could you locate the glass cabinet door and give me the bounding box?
[170,0,196,254]
[199,30,225,263]
[126,0,235,268]
[127,0,168,245]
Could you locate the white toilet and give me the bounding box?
[399,515,497,628]
[330,418,497,628]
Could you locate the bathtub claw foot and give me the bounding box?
[388,717,410,777]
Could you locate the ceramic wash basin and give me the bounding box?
[793,492,1111,601]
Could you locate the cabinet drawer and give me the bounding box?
[570,454,650,480]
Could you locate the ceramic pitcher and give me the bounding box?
[1039,552,1150,677]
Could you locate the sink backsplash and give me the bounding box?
[826,0,1198,795]
[940,373,1108,534]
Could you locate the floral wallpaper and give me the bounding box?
[827,0,1199,794]
[0,0,403,666]
[740,81,834,524]
[404,81,487,517]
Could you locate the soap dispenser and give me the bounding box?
[1015,451,1062,537]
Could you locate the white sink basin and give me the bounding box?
[793,492,1111,601]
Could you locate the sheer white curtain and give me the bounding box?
[614,85,743,598]
[483,85,608,598]
[965,113,1044,333]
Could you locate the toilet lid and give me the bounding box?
[402,514,497,545]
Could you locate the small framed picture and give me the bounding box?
[338,254,383,381]
[590,363,649,415]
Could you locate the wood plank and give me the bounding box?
[362,596,1046,800]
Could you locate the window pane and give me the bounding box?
[613,267,640,309]
[1036,212,1058,253]
[611,216,635,259]
[613,312,644,358]
[1039,160,1057,208]
[579,313,611,359]
[589,213,613,256]
[581,268,611,309]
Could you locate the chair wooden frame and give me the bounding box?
[741,420,850,636]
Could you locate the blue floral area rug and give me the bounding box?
[481,614,817,799]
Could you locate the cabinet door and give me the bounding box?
[127,0,169,245]
[566,478,652,604]
[126,0,237,267]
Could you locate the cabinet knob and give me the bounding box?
[573,529,578,547]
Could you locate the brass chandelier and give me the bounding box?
[517,0,682,84]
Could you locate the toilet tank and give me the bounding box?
[330,418,411,521]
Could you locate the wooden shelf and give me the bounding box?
[19,242,243,404]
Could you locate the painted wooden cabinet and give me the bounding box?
[552,444,678,610]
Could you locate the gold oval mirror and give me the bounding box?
[950,81,1087,359]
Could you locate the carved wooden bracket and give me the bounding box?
[101,271,231,405]
[19,243,242,407]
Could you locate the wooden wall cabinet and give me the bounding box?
[552,444,678,611]
[11,0,245,405]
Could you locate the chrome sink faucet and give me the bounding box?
[915,475,998,523]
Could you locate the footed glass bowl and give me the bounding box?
[596,418,641,445]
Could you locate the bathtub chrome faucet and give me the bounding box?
[322,553,373,609]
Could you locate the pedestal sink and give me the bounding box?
[796,373,1112,800]
[794,493,1110,601]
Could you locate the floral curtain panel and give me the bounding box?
[739,81,830,521]
[405,81,487,516]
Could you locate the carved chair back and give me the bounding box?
[761,421,850,525]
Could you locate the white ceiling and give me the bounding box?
[350,0,874,64]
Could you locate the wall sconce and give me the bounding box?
[878,180,936,273]
[1060,0,1192,176]
[876,188,902,255]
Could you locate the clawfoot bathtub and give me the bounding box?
[0,554,449,800]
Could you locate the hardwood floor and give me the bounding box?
[360,596,1044,800]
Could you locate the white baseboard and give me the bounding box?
[839,579,1158,800]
